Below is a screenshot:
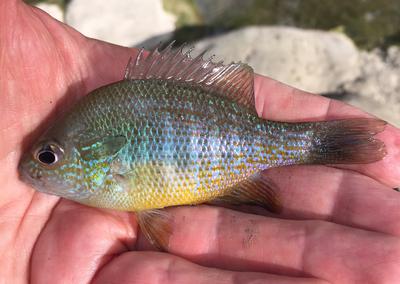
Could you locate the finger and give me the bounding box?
[2,0,135,144]
[30,200,136,284]
[262,166,400,236]
[254,75,400,188]
[139,206,400,283]
[28,3,136,95]
[93,251,327,284]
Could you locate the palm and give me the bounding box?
[1,1,399,283]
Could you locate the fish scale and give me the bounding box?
[19,44,386,250]
[73,79,270,210]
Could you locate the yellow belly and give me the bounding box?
[84,160,257,211]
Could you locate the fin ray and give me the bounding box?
[136,209,172,251]
[78,136,126,161]
[309,118,387,164]
[212,174,282,213]
[125,43,255,110]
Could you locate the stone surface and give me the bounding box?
[65,0,175,47]
[342,47,400,125]
[193,26,361,95]
[35,2,64,22]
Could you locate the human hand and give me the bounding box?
[1,1,399,283]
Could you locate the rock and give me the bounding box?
[193,26,360,94]
[342,47,400,126]
[35,3,64,22]
[65,0,176,47]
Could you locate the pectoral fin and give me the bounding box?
[212,174,282,213]
[136,209,172,251]
[78,136,126,161]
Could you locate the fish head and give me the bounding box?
[18,123,90,201]
[18,112,128,204]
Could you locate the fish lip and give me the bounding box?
[18,160,85,200]
[18,162,47,193]
[19,168,40,188]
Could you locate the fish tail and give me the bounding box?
[264,118,387,166]
[307,118,387,164]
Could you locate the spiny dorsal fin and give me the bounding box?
[125,42,255,110]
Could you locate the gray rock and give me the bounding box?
[65,0,176,47]
[193,26,360,94]
[341,47,400,125]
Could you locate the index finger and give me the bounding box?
[254,75,400,188]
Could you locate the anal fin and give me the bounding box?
[136,209,172,251]
[212,174,282,213]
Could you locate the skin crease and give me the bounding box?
[0,0,400,283]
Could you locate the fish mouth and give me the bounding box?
[18,160,86,201]
[18,161,48,194]
[19,168,42,189]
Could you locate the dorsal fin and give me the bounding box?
[125,42,255,110]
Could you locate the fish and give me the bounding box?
[19,43,387,250]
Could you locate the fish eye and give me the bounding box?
[38,150,57,165]
[34,142,64,166]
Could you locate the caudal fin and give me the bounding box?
[310,118,387,164]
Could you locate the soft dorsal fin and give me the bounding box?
[125,42,255,110]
